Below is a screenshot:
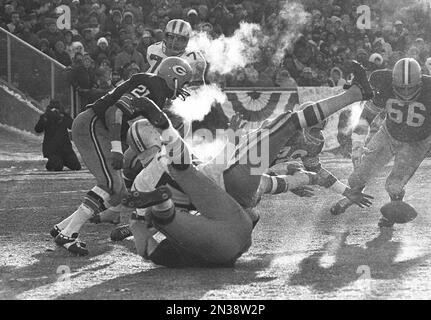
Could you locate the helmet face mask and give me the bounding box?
[393,82,422,101]
[392,58,423,102]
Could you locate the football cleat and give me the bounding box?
[110,225,133,242]
[50,226,62,238]
[345,60,374,100]
[122,186,172,209]
[55,233,88,256]
[380,201,418,224]
[378,216,395,228]
[330,197,353,215]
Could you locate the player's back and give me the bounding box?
[89,72,171,123]
[272,130,324,167]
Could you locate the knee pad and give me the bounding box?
[83,186,111,214]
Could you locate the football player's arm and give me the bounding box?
[105,105,124,170]
[314,167,373,208]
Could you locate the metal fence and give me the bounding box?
[0,27,76,116]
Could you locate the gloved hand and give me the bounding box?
[110,152,124,170]
[342,188,374,208]
[291,186,315,198]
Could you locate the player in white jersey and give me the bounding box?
[145,19,207,86]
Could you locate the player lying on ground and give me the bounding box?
[116,61,374,267]
[257,102,372,208]
[49,57,193,256]
[330,58,430,227]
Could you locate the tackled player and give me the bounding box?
[119,61,374,267]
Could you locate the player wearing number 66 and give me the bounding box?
[331,58,430,227]
[49,57,193,256]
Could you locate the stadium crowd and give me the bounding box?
[1,0,431,93]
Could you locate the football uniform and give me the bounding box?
[348,69,431,198]
[370,69,431,142]
[271,129,324,172]
[146,41,207,85]
[72,73,174,211]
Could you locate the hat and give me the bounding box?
[124,11,134,19]
[369,53,383,65]
[303,67,312,73]
[394,20,403,26]
[142,30,152,38]
[97,37,108,46]
[111,9,122,17]
[331,16,341,23]
[187,9,198,16]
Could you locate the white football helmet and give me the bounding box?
[163,19,192,56]
[127,119,162,163]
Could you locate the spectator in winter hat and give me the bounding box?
[187,9,200,29]
[328,67,347,87]
[92,37,112,65]
[368,53,385,72]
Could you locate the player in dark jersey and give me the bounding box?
[330,58,431,227]
[258,102,373,207]
[49,57,193,256]
[116,61,374,268]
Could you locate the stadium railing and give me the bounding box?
[0,27,77,117]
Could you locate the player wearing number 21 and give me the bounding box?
[331,58,431,227]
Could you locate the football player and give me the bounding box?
[257,103,373,209]
[330,58,431,227]
[119,19,205,194]
[49,57,193,256]
[117,61,374,267]
[146,19,207,87]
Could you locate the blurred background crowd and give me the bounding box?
[1,0,431,94]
